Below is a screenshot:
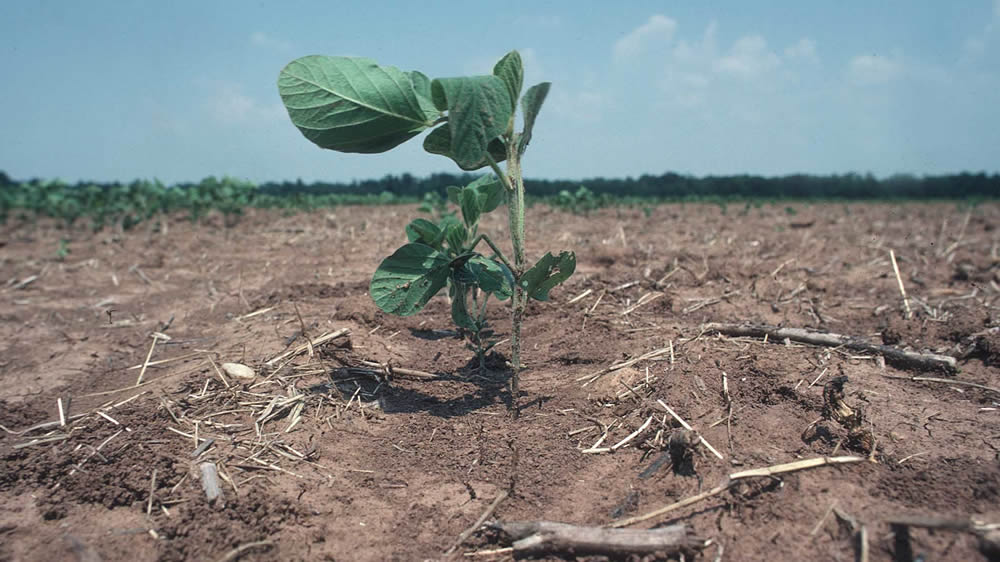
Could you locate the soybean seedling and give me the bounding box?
[278,51,575,414]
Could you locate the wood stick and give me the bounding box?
[656,400,724,460]
[199,462,224,505]
[490,521,700,557]
[135,335,160,386]
[703,323,957,373]
[214,540,273,562]
[884,375,1000,396]
[567,288,593,304]
[889,249,912,319]
[265,328,350,366]
[444,491,509,555]
[611,415,653,451]
[147,469,157,516]
[885,514,1000,559]
[610,455,865,528]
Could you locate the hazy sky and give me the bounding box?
[2,1,998,184]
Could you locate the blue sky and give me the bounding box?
[2,1,998,184]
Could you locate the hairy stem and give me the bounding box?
[503,141,527,418]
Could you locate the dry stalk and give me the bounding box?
[703,323,957,373]
[656,399,723,460]
[610,455,866,528]
[889,249,912,319]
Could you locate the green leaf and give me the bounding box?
[520,251,576,301]
[441,216,469,253]
[423,124,507,170]
[450,282,476,330]
[278,56,439,154]
[446,185,462,205]
[409,70,432,99]
[493,51,523,113]
[466,174,504,213]
[404,218,443,247]
[518,82,551,155]
[429,76,512,168]
[459,188,481,228]
[466,256,513,301]
[408,70,438,118]
[370,243,452,316]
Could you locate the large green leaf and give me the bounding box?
[466,256,514,301]
[423,124,507,170]
[518,82,551,155]
[493,51,523,113]
[520,251,576,301]
[370,243,452,316]
[278,56,439,154]
[429,76,512,169]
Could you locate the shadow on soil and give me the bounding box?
[316,351,519,418]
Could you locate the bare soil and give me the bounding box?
[1,202,998,561]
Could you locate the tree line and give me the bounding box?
[257,171,999,200]
[2,169,997,204]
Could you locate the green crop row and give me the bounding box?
[0,175,417,230]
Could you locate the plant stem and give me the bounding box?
[467,233,514,272]
[497,144,527,418]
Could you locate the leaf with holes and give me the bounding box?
[520,251,576,301]
[370,243,452,316]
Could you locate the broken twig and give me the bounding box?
[703,323,956,373]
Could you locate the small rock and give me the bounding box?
[221,362,255,380]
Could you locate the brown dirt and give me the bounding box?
[1,201,999,561]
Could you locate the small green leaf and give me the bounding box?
[520,251,576,301]
[518,82,551,154]
[278,56,440,154]
[493,51,523,113]
[466,174,504,213]
[370,243,452,316]
[423,124,507,170]
[446,185,462,205]
[460,187,481,228]
[405,218,443,247]
[442,218,469,253]
[430,76,512,169]
[466,256,513,301]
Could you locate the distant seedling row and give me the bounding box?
[2,172,994,230]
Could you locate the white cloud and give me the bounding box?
[784,38,818,63]
[848,53,904,84]
[713,35,781,77]
[614,15,677,61]
[549,89,605,123]
[964,35,987,56]
[250,31,292,52]
[209,83,284,125]
[672,21,718,65]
